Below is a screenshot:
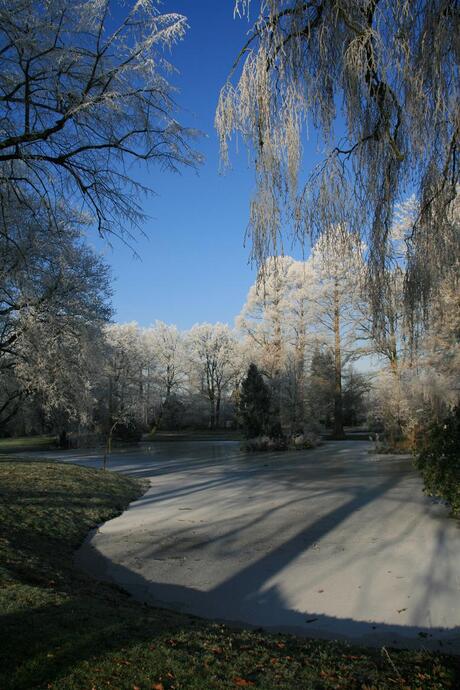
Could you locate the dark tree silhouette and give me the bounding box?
[239,364,271,439]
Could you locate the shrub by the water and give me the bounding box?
[290,432,322,449]
[415,405,460,516]
[113,420,145,442]
[242,434,288,452]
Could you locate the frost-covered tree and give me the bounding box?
[359,197,418,369]
[237,244,368,435]
[217,0,459,325]
[407,270,460,427]
[366,255,459,447]
[102,322,145,442]
[358,198,424,442]
[342,368,370,426]
[187,323,243,429]
[143,321,187,431]
[238,256,317,431]
[0,200,111,431]
[237,256,294,378]
[423,276,460,392]
[284,259,316,426]
[0,0,200,239]
[0,0,201,435]
[310,226,366,437]
[14,314,106,445]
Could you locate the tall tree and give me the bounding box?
[237,256,294,380]
[310,226,366,438]
[0,0,200,239]
[143,321,187,431]
[307,347,335,429]
[14,312,106,445]
[0,200,111,430]
[239,363,271,438]
[217,1,459,325]
[284,259,316,427]
[238,256,310,431]
[187,323,242,429]
[102,322,145,440]
[342,368,370,426]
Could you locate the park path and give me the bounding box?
[43,440,460,651]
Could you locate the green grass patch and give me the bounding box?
[149,430,242,442]
[0,459,458,689]
[0,434,57,453]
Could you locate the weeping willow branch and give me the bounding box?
[217,0,460,331]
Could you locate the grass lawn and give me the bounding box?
[0,435,57,453]
[0,459,458,690]
[149,430,242,442]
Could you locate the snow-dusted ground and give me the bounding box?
[34,440,460,651]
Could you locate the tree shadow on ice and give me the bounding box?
[78,473,460,654]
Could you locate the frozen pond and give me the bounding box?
[35,440,460,651]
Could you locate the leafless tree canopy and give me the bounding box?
[216,0,459,323]
[0,0,201,237]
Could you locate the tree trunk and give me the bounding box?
[59,429,69,449]
[388,324,402,446]
[295,313,306,431]
[208,393,216,430]
[103,420,118,470]
[333,282,345,439]
[153,382,172,435]
[215,394,221,429]
[271,267,283,427]
[108,375,113,420]
[209,405,215,430]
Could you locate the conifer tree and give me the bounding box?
[239,364,271,438]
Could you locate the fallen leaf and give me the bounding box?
[233,677,255,687]
[320,670,336,679]
[152,684,164,690]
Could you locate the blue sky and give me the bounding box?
[91,1,321,329]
